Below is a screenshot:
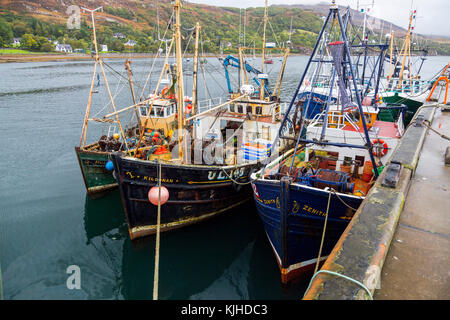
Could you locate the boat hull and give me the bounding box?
[382,92,423,126]
[75,147,117,198]
[251,178,363,283]
[110,152,260,240]
[297,91,337,119]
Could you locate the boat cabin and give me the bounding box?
[138,98,177,136]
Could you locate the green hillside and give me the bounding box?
[0,0,448,55]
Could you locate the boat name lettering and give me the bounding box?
[82,159,107,167]
[263,199,276,205]
[207,168,245,181]
[125,171,177,183]
[301,204,326,217]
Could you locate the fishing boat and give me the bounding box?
[381,9,433,125]
[110,0,292,240]
[296,7,396,122]
[250,2,403,284]
[75,6,136,197]
[75,7,176,198]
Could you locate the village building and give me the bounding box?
[13,38,21,47]
[55,44,73,53]
[125,39,136,47]
[113,33,126,39]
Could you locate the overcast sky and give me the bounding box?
[186,0,450,37]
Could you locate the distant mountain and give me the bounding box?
[276,2,408,36]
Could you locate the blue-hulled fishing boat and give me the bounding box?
[250,2,403,284]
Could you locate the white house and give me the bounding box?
[113,33,126,39]
[125,39,136,47]
[13,38,21,47]
[55,44,73,53]
[100,44,108,52]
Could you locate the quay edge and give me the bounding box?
[303,103,441,300]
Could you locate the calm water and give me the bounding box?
[0,55,448,300]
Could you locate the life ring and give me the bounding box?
[372,139,388,157]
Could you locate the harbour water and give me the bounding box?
[0,55,448,299]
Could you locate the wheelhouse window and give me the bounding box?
[237,104,243,114]
[255,106,262,115]
[229,104,235,113]
[246,106,252,114]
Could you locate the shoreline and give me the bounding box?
[1,52,445,64]
[0,52,306,63]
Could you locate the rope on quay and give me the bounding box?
[423,120,450,140]
[304,269,373,300]
[305,188,374,300]
[153,161,162,300]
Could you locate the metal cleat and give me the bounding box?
[382,161,403,188]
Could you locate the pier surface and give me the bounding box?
[374,110,450,299]
[303,104,449,300]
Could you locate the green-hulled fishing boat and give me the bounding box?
[381,9,430,126]
[75,145,117,196]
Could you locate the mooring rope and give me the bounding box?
[423,120,450,140]
[304,270,373,300]
[220,166,255,186]
[330,188,360,211]
[153,161,162,300]
[314,189,332,274]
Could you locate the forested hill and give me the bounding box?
[0,0,448,55]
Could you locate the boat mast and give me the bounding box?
[192,22,200,116]
[397,10,414,89]
[174,0,185,161]
[79,6,102,148]
[387,30,394,80]
[260,0,268,100]
[124,59,142,133]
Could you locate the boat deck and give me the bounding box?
[343,120,400,138]
[374,110,450,299]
